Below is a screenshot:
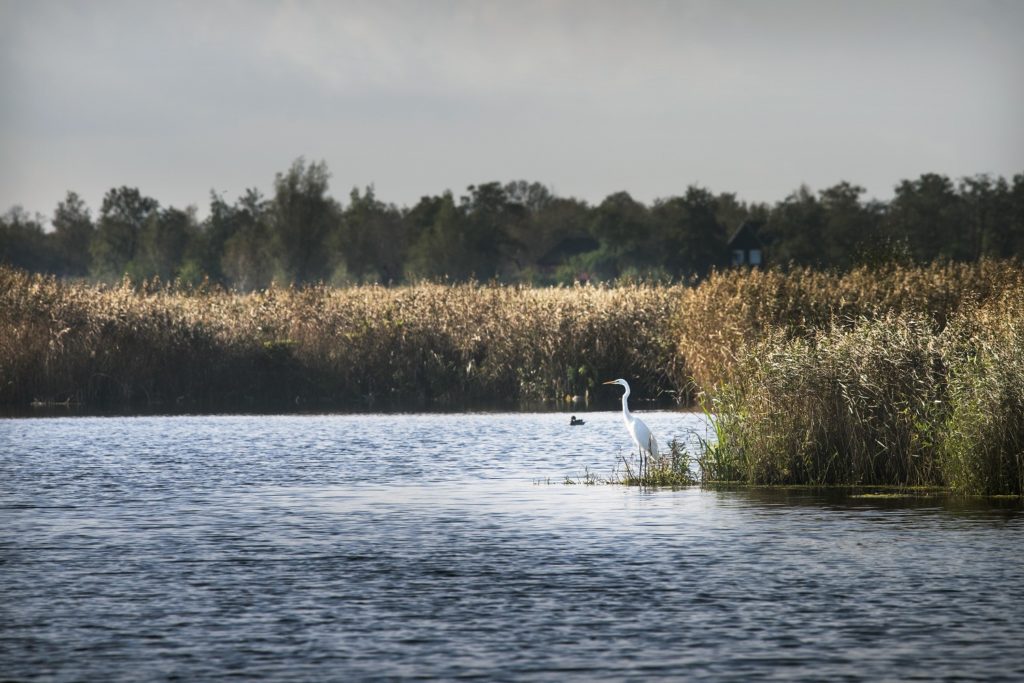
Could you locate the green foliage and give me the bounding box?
[706,316,947,487]
[338,186,405,283]
[886,173,966,262]
[939,295,1024,495]
[270,158,340,283]
[90,186,159,281]
[219,189,276,291]
[4,162,1024,288]
[405,191,469,279]
[133,207,197,281]
[652,186,728,279]
[52,192,94,277]
[590,191,653,276]
[0,207,55,273]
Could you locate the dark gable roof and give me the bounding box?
[727,221,764,250]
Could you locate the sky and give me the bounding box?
[1,0,1022,221]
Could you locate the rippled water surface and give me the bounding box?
[2,412,1023,681]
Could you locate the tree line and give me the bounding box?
[2,158,1022,288]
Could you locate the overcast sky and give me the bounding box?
[1,0,1022,220]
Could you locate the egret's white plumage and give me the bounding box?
[603,379,658,477]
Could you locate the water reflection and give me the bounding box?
[2,413,1022,681]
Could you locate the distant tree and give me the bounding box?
[653,186,728,279]
[403,183,525,281]
[406,191,471,280]
[714,193,744,234]
[503,180,555,215]
[1009,173,1024,258]
[270,158,340,283]
[6,170,1024,283]
[51,191,94,277]
[337,186,406,283]
[762,185,826,267]
[198,191,242,284]
[499,181,571,278]
[590,191,653,277]
[134,206,198,281]
[517,196,593,283]
[818,182,883,269]
[460,182,524,279]
[958,174,1014,259]
[885,173,965,262]
[222,189,276,291]
[0,207,54,272]
[91,187,159,280]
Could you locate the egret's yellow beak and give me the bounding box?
[602,380,616,385]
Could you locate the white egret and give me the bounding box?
[603,378,659,479]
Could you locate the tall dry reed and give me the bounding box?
[673,260,1024,391]
[940,292,1024,495]
[0,268,685,408]
[699,284,1024,494]
[700,314,947,487]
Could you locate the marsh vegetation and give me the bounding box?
[694,262,1024,495]
[3,259,1022,493]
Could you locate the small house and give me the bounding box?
[727,221,764,267]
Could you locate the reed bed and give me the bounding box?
[939,292,1024,495]
[0,267,684,409]
[673,260,1024,391]
[4,260,1022,493]
[700,292,1024,495]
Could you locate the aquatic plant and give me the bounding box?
[699,293,1024,495]
[701,314,947,487]
[618,439,697,487]
[939,293,1024,495]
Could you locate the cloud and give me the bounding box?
[1,0,1021,218]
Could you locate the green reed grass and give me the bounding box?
[939,293,1024,495]
[699,315,947,487]
[699,293,1024,495]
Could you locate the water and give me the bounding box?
[2,412,1022,681]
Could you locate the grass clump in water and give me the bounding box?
[618,439,698,487]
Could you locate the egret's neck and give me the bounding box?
[620,387,632,423]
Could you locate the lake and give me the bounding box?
[2,411,1023,681]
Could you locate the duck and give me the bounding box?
[569,415,585,426]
